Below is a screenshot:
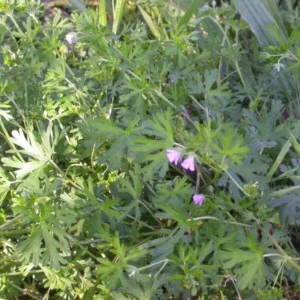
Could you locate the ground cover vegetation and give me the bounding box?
[1,0,300,298]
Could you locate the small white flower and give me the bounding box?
[273,62,285,72]
[65,31,77,45]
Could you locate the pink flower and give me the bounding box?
[166,149,181,165]
[193,194,205,205]
[181,155,195,171]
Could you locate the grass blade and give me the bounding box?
[233,0,287,45]
[267,140,291,179]
[233,0,297,116]
[69,0,87,12]
[98,0,107,27]
[137,5,161,40]
[177,0,203,29]
[112,0,126,34]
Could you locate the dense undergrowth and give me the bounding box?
[1,0,300,299]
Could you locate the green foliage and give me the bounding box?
[0,0,300,299]
[234,0,300,118]
[217,238,268,290]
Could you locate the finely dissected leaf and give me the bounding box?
[130,139,170,180]
[41,224,69,269]
[193,70,232,111]
[212,125,248,165]
[121,169,142,200]
[83,110,174,176]
[1,124,59,179]
[100,134,133,169]
[1,157,45,179]
[154,177,192,209]
[243,100,284,151]
[10,129,46,159]
[4,0,300,296]
[271,159,300,224]
[0,102,13,121]
[152,228,186,261]
[40,266,73,290]
[79,118,138,169]
[217,247,266,289]
[138,109,174,141]
[129,110,174,179]
[271,191,300,225]
[17,227,43,266]
[17,224,70,269]
[10,124,58,160]
[141,152,169,180]
[0,167,11,204]
[155,201,191,227]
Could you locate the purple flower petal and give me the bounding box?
[166,149,181,165]
[193,194,205,205]
[181,155,195,171]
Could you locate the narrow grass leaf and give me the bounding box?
[233,0,287,46]
[267,140,291,178]
[112,0,126,34]
[69,0,87,12]
[177,0,203,29]
[289,133,300,156]
[137,5,161,40]
[270,185,300,197]
[98,0,107,27]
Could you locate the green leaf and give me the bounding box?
[155,201,191,228]
[271,190,300,225]
[17,227,43,266]
[267,140,291,178]
[1,124,60,179]
[69,0,87,12]
[2,156,46,179]
[121,169,142,200]
[212,125,249,165]
[0,102,13,121]
[137,5,161,40]
[217,246,266,289]
[17,223,70,269]
[112,0,126,34]
[0,166,12,204]
[233,0,287,46]
[41,224,69,269]
[138,109,174,141]
[98,0,107,27]
[177,0,203,29]
[10,128,47,160]
[130,139,170,180]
